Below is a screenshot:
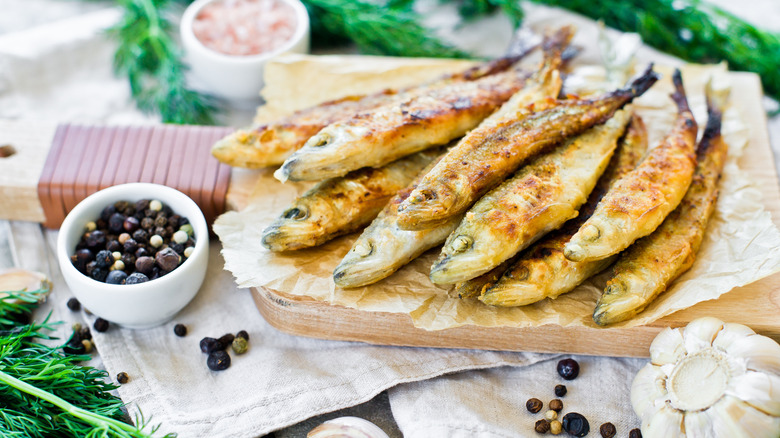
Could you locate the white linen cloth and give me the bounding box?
[2,1,778,437]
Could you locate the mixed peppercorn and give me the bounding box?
[200,330,250,371]
[70,199,196,284]
[526,358,642,437]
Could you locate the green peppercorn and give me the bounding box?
[179,224,194,237]
[232,337,248,354]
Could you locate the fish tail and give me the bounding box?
[461,27,542,80]
[697,80,730,156]
[620,63,660,101]
[670,68,692,115]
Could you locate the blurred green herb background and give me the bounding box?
[112,0,780,124]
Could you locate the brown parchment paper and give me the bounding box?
[214,56,780,331]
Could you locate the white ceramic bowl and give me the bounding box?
[180,0,310,102]
[57,183,209,329]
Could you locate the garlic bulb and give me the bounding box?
[631,317,780,438]
[307,416,390,438]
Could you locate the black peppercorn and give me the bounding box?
[123,238,138,254]
[105,270,127,285]
[114,200,129,212]
[557,358,580,380]
[207,350,231,371]
[93,318,110,333]
[218,333,235,346]
[100,205,116,222]
[200,337,222,353]
[144,208,155,218]
[561,413,590,437]
[155,248,180,272]
[106,239,122,252]
[79,326,92,341]
[599,422,616,438]
[549,399,563,412]
[554,384,567,397]
[85,230,106,249]
[132,228,148,244]
[173,324,187,337]
[67,297,81,311]
[94,250,114,269]
[154,214,167,228]
[108,213,125,234]
[135,256,155,275]
[629,428,642,438]
[526,398,543,413]
[63,337,86,355]
[125,272,149,284]
[135,247,150,258]
[117,372,129,384]
[86,261,97,276]
[135,199,150,212]
[90,267,108,282]
[236,330,249,341]
[168,214,180,229]
[169,242,185,254]
[121,253,136,269]
[141,217,155,230]
[123,216,140,233]
[72,249,94,272]
[534,419,550,434]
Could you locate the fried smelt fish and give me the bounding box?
[274,28,575,182]
[480,115,648,306]
[397,64,660,231]
[593,84,729,326]
[430,109,633,285]
[212,39,542,168]
[563,69,698,263]
[261,148,443,251]
[333,153,462,288]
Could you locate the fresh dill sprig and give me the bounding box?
[449,0,524,27]
[0,288,49,329]
[304,0,468,58]
[0,322,174,437]
[111,0,217,125]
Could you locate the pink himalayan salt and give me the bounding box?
[193,0,298,57]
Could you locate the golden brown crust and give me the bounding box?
[397,66,659,231]
[593,87,728,325]
[563,70,697,263]
[479,114,648,306]
[261,148,441,251]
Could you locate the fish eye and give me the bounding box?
[283,207,308,220]
[312,133,332,147]
[507,265,529,281]
[354,241,373,257]
[450,235,473,253]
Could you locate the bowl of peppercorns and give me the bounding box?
[57,183,209,329]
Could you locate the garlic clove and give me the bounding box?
[642,403,685,438]
[649,327,685,366]
[681,316,723,354]
[726,334,780,375]
[307,417,390,438]
[712,322,756,351]
[630,364,668,419]
[727,371,780,417]
[683,410,718,438]
[706,395,780,438]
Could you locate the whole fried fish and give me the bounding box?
[397,64,660,231]
[333,152,462,288]
[274,28,576,182]
[563,69,698,263]
[593,83,728,325]
[480,114,648,306]
[212,44,541,169]
[261,148,443,251]
[430,109,633,285]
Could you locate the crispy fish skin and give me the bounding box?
[333,153,462,288]
[593,85,729,326]
[261,148,442,251]
[212,92,396,168]
[563,70,698,263]
[480,114,648,306]
[429,109,633,285]
[397,64,660,231]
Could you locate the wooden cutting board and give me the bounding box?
[247,71,780,357]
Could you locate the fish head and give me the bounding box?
[333,226,402,288]
[274,124,372,182]
[397,176,464,230]
[260,199,332,251]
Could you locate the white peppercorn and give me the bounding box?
[150,235,163,248]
